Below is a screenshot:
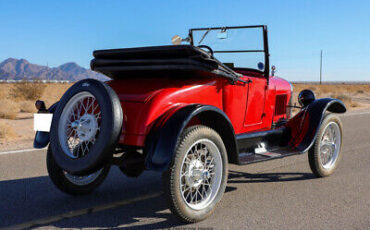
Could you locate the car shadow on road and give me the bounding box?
[0,168,315,229]
[0,168,202,229]
[228,170,316,184]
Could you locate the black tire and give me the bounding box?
[308,114,343,177]
[50,79,123,175]
[46,145,110,195]
[163,125,228,223]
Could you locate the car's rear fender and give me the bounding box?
[144,104,238,171]
[33,102,59,148]
[283,98,346,153]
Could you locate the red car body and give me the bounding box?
[108,70,291,147]
[32,25,347,223]
[34,25,346,174]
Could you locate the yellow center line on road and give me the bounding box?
[1,192,163,230]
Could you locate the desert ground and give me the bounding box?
[0,82,369,151]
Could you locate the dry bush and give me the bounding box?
[357,90,364,94]
[330,94,360,108]
[0,99,20,119]
[0,122,16,139]
[351,102,360,107]
[9,81,45,101]
[0,87,8,98]
[19,101,36,113]
[35,83,71,108]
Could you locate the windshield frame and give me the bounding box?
[188,25,270,81]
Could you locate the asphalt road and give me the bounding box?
[0,112,369,230]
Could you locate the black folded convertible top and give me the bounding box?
[91,45,241,81]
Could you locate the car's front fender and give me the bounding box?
[283,98,346,153]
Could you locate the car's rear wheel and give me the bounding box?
[46,145,110,195]
[50,79,123,175]
[163,125,228,223]
[308,114,343,177]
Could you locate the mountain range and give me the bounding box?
[0,58,108,81]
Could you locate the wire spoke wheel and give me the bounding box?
[180,139,222,210]
[58,92,101,159]
[319,121,341,169]
[50,79,123,175]
[308,114,343,178]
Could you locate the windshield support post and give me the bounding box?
[263,26,270,84]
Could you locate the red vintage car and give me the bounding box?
[34,25,346,222]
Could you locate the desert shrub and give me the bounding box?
[308,86,317,91]
[0,99,20,119]
[0,122,16,139]
[9,81,45,101]
[19,101,36,113]
[0,87,7,98]
[357,90,364,94]
[350,102,360,108]
[330,94,360,108]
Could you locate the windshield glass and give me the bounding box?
[191,27,265,70]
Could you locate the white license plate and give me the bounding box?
[34,113,53,132]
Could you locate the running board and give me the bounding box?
[235,128,301,165]
[238,150,301,165]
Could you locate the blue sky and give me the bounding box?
[0,0,369,81]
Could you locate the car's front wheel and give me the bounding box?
[163,125,228,223]
[308,114,343,177]
[47,145,110,195]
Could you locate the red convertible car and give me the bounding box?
[34,25,345,222]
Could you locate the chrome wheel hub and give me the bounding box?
[58,92,101,159]
[73,114,98,142]
[180,139,222,210]
[320,122,341,169]
[185,159,211,188]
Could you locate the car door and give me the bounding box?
[243,74,267,130]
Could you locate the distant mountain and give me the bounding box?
[0,58,108,81]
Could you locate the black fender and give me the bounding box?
[33,102,59,148]
[144,104,237,171]
[283,98,346,153]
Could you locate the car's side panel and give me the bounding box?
[108,73,293,148]
[222,79,249,134]
[243,76,267,129]
[108,78,224,147]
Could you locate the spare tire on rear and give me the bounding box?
[50,79,123,175]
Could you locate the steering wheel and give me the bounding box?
[197,45,214,57]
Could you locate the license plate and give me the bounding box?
[34,113,53,132]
